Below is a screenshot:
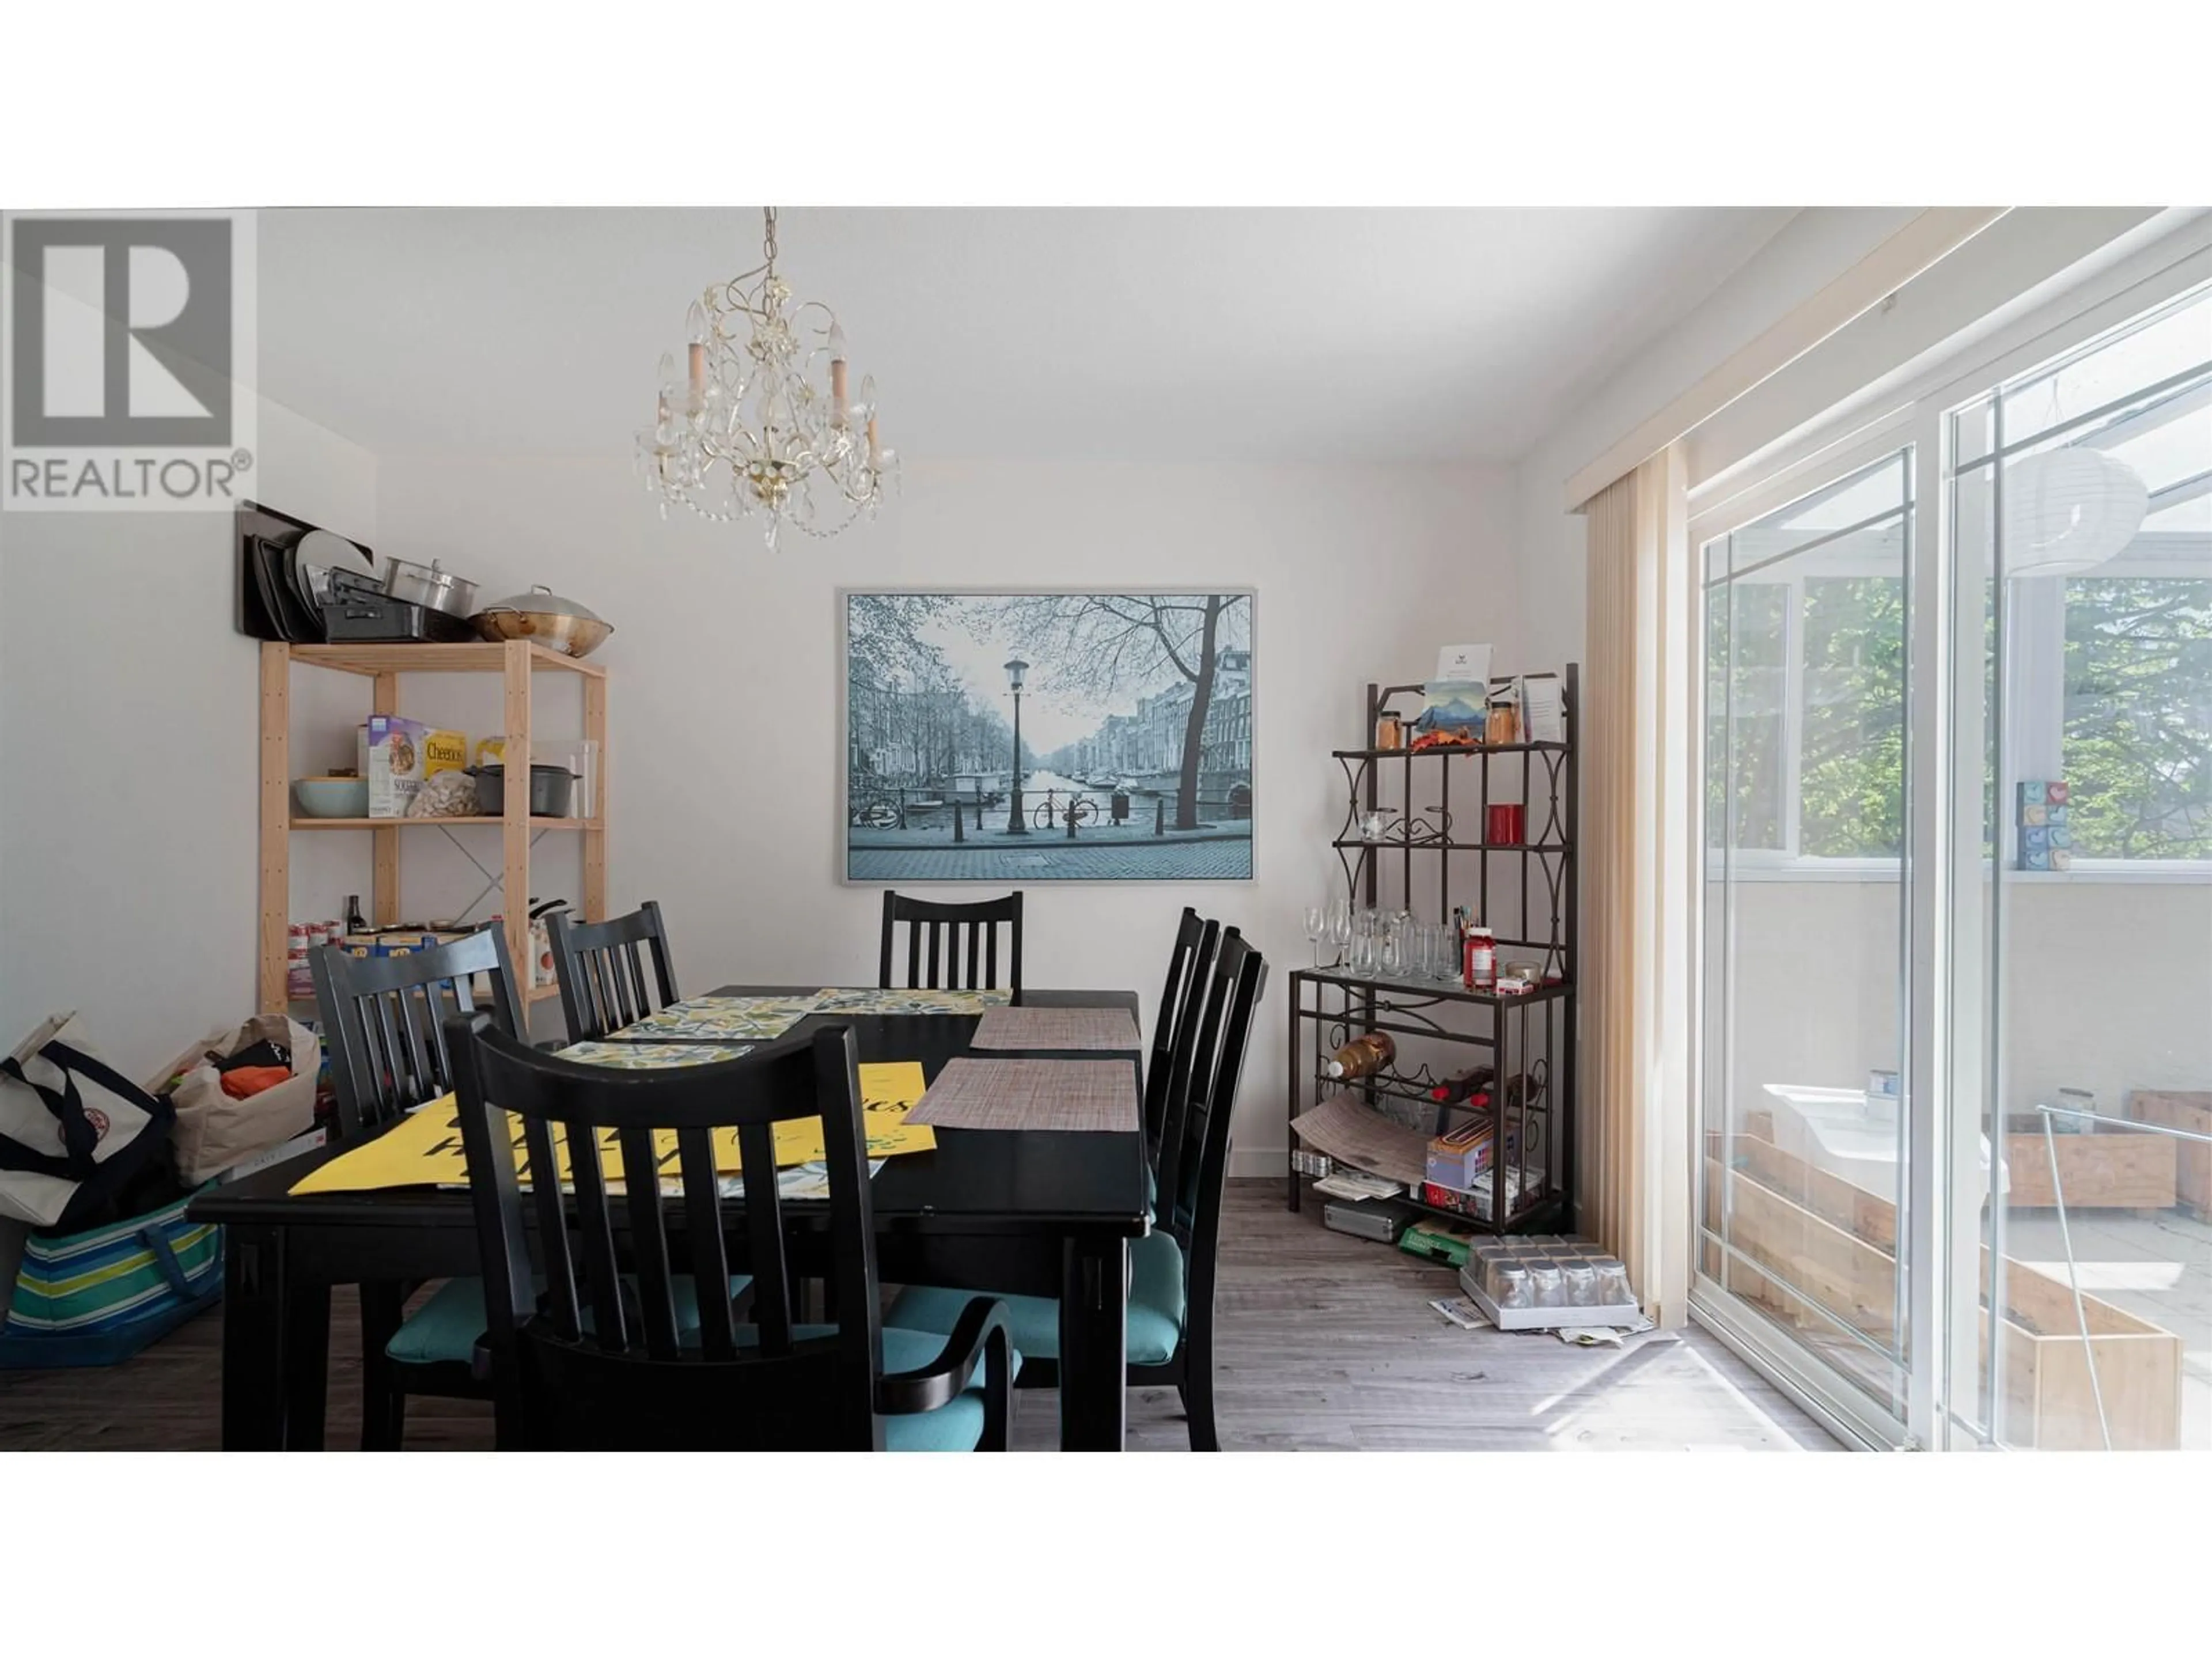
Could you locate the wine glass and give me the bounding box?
[1326,896,1353,966]
[1303,904,1327,968]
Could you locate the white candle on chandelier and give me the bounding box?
[685,302,709,403]
[866,415,880,469]
[828,321,850,425]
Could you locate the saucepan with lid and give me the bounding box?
[471,585,613,658]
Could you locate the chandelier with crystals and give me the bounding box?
[637,207,894,548]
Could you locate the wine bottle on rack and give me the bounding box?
[1498,1070,1546,1114]
[1323,1032,1396,1081]
[1429,1064,1495,1106]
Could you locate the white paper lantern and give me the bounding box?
[2002,446,2148,578]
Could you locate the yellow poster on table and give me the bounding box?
[289,1060,931,1195]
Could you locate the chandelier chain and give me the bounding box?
[762,206,778,277]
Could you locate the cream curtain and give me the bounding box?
[1578,446,1692,1323]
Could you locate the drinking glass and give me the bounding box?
[1378,925,1405,979]
[1349,922,1378,977]
[1303,904,1327,968]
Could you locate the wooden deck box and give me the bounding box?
[2128,1090,2212,1221]
[1702,1113,2183,1449]
[2001,1118,2176,1213]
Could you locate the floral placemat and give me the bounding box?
[612,994,827,1041]
[811,987,1014,1016]
[555,1040,756,1067]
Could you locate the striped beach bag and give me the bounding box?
[0,1190,222,1368]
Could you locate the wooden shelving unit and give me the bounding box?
[257,639,609,1014]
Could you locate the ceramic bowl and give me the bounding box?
[293,776,370,818]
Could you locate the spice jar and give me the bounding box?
[1486,701,1520,745]
[1562,1261,1599,1307]
[1593,1259,1634,1309]
[1376,710,1403,751]
[1471,1243,1505,1296]
[1526,1257,1565,1308]
[1493,1263,1532,1310]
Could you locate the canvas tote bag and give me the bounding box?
[153,1013,319,1184]
[0,1014,175,1230]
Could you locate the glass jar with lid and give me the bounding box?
[1525,1257,1565,1308]
[1592,1259,1633,1309]
[1561,1261,1599,1306]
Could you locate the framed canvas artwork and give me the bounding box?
[843,590,1254,882]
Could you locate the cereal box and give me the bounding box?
[357,716,462,818]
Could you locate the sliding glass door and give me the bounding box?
[1694,259,2210,1450]
[1697,445,1916,1439]
[1947,283,2211,1450]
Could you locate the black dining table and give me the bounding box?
[190,986,1151,1451]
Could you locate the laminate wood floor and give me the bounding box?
[0,1181,1836,1451]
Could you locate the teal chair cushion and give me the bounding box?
[387,1274,752,1367]
[763,1324,1019,1452]
[696,1321,1017,1451]
[886,1230,1185,1366]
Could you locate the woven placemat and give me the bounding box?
[907,1058,1138,1133]
[968,1005,1141,1052]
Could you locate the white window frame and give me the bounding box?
[1697,261,2212,889]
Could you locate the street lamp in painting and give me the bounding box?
[1003,657,1029,836]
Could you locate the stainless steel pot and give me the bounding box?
[382,556,479,619]
[472,585,613,658]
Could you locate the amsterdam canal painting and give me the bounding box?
[844,590,1254,882]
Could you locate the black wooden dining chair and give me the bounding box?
[547,900,680,1041]
[446,1013,1016,1450]
[878,890,1023,1000]
[311,929,522,1449]
[889,928,1267,1450]
[1145,908,1219,1173]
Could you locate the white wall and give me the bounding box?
[1510,207,1916,672]
[0,399,377,1081]
[0,418,1516,1169]
[357,452,1523,1169]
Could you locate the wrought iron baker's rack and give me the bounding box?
[1286,664,1579,1236]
